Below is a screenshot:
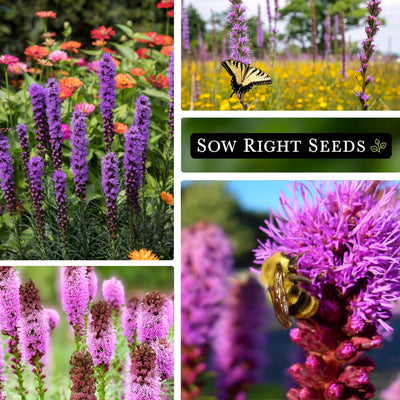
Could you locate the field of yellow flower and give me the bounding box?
[181,58,400,111]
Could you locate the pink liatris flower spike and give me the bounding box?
[102,276,125,315]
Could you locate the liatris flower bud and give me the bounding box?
[29,83,49,163]
[60,267,90,337]
[53,169,68,246]
[227,0,252,64]
[46,78,63,169]
[102,152,119,240]
[28,156,46,242]
[19,279,48,367]
[137,291,169,342]
[182,5,191,56]
[212,275,269,400]
[125,343,161,400]
[0,133,17,213]
[71,110,89,201]
[97,53,116,152]
[254,181,400,400]
[102,277,125,314]
[151,338,174,380]
[121,296,139,346]
[69,351,96,400]
[16,123,31,185]
[0,266,21,336]
[87,267,98,302]
[87,300,116,369]
[44,308,60,331]
[181,222,233,399]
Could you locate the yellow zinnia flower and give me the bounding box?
[128,249,159,261]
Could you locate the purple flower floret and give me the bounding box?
[125,343,161,400]
[227,0,252,64]
[46,78,63,169]
[137,291,169,342]
[71,110,89,201]
[102,277,125,314]
[167,48,174,138]
[0,133,17,212]
[121,296,139,346]
[212,275,269,400]
[102,152,119,240]
[86,300,116,369]
[253,181,400,400]
[97,53,116,152]
[60,266,90,337]
[53,169,68,246]
[29,83,50,163]
[0,266,21,336]
[151,338,174,380]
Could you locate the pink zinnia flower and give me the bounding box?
[48,50,68,63]
[7,62,28,75]
[61,124,71,141]
[73,102,95,116]
[0,55,19,65]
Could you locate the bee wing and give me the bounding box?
[269,266,292,329]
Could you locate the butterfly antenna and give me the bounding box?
[230,91,235,98]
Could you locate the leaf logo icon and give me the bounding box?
[371,139,386,153]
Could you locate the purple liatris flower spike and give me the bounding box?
[167,48,174,139]
[227,0,252,64]
[71,110,89,201]
[181,222,234,399]
[44,308,60,331]
[87,267,98,302]
[19,279,48,367]
[212,275,269,400]
[29,83,49,163]
[87,300,116,369]
[102,277,125,314]
[0,133,16,213]
[102,152,119,240]
[137,291,169,342]
[253,181,400,400]
[182,5,191,55]
[151,338,174,380]
[16,123,31,185]
[121,296,139,346]
[0,266,21,336]
[257,5,264,55]
[70,351,96,400]
[324,14,331,59]
[53,169,68,246]
[125,343,161,400]
[46,78,63,169]
[97,53,116,152]
[28,156,46,242]
[60,266,90,337]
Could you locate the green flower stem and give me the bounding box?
[34,358,46,400]
[96,365,106,400]
[10,211,24,259]
[9,337,27,400]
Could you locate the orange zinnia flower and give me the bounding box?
[60,41,82,53]
[128,249,159,261]
[59,86,74,101]
[130,67,146,76]
[115,73,136,89]
[24,45,49,60]
[91,26,116,41]
[146,74,168,89]
[59,77,83,91]
[160,191,174,205]
[92,39,107,47]
[153,34,173,47]
[114,122,128,134]
[35,10,57,18]
[112,57,120,67]
[161,45,173,56]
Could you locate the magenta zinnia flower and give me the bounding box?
[254,181,400,400]
[102,277,125,314]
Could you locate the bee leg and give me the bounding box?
[288,274,313,285]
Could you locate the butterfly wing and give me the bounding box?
[221,60,272,98]
[269,264,291,329]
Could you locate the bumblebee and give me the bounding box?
[261,252,319,329]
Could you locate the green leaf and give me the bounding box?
[111,43,138,62]
[143,88,170,102]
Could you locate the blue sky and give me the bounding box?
[186,0,400,55]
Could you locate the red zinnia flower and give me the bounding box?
[114,122,128,134]
[24,45,49,60]
[136,48,150,59]
[91,26,116,41]
[35,10,57,18]
[167,9,174,17]
[136,32,157,44]
[130,67,146,76]
[146,74,168,89]
[157,0,174,8]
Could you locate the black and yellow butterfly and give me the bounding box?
[221,59,272,98]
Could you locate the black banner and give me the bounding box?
[190,133,392,159]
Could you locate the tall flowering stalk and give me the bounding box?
[355,0,382,110]
[19,279,48,400]
[257,5,264,58]
[212,275,269,400]
[324,14,331,60]
[310,0,317,63]
[16,124,31,186]
[102,277,125,315]
[253,181,400,400]
[28,156,46,248]
[60,266,90,347]
[69,351,96,400]
[167,48,174,139]
[227,0,251,65]
[46,78,63,170]
[97,53,116,152]
[102,152,119,257]
[28,83,49,164]
[0,267,27,399]
[121,296,140,350]
[53,169,68,252]
[125,343,161,400]
[0,133,17,213]
[340,10,347,80]
[87,300,116,400]
[181,222,234,399]
[182,4,191,56]
[137,291,169,343]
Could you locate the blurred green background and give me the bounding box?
[182,118,400,172]
[0,0,171,59]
